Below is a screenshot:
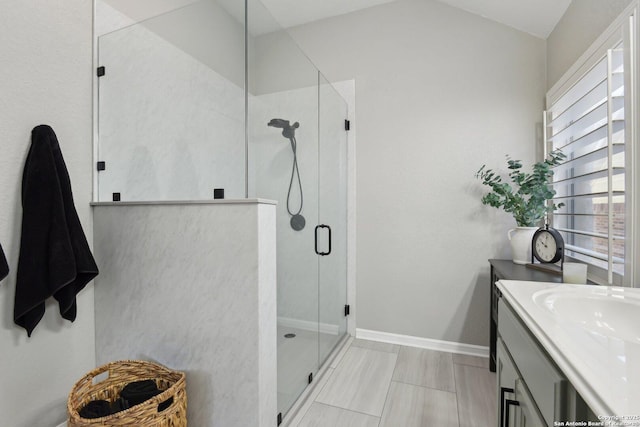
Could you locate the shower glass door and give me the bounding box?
[246,0,320,416]
[318,74,349,364]
[247,0,349,418]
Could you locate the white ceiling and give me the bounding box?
[257,0,398,30]
[101,0,572,39]
[257,0,572,39]
[436,0,572,38]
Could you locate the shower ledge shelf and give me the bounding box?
[91,198,277,206]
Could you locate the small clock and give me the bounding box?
[531,226,564,264]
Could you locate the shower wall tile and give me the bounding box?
[93,202,277,427]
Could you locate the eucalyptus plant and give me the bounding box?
[476,150,566,227]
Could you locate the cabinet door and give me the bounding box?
[515,378,546,427]
[497,338,519,427]
[499,299,567,425]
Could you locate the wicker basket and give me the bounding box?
[67,360,187,426]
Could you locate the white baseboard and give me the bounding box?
[278,317,340,336]
[356,328,489,358]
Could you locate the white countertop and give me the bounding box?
[497,280,640,422]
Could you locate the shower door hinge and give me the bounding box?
[344,304,350,316]
[97,161,106,171]
[344,119,351,131]
[277,412,282,426]
[308,372,313,384]
[97,66,106,77]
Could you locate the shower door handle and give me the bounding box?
[325,225,332,256]
[314,225,322,255]
[315,225,331,256]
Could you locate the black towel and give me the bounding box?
[14,125,99,336]
[78,400,112,419]
[110,397,131,414]
[77,398,130,419]
[120,380,161,406]
[120,379,173,411]
[0,243,8,282]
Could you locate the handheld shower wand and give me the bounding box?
[268,119,300,139]
[268,118,305,231]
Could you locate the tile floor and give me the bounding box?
[288,338,496,427]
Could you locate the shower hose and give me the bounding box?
[287,136,303,217]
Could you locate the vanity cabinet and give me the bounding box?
[497,338,546,427]
[497,337,519,427]
[497,298,596,426]
[515,378,547,427]
[489,259,562,372]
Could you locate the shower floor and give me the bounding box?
[278,323,343,416]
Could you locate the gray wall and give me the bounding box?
[0,1,96,426]
[284,0,546,346]
[547,0,634,89]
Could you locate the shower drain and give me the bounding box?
[284,333,296,339]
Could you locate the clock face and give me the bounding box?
[534,232,557,262]
[532,228,564,263]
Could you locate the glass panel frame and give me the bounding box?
[96,0,247,202]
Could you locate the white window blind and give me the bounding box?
[546,39,629,285]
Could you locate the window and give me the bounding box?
[546,10,637,286]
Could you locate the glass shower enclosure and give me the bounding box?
[95,0,348,417]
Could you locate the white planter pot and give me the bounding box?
[507,227,538,265]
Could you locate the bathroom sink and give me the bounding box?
[498,280,640,419]
[533,287,640,343]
